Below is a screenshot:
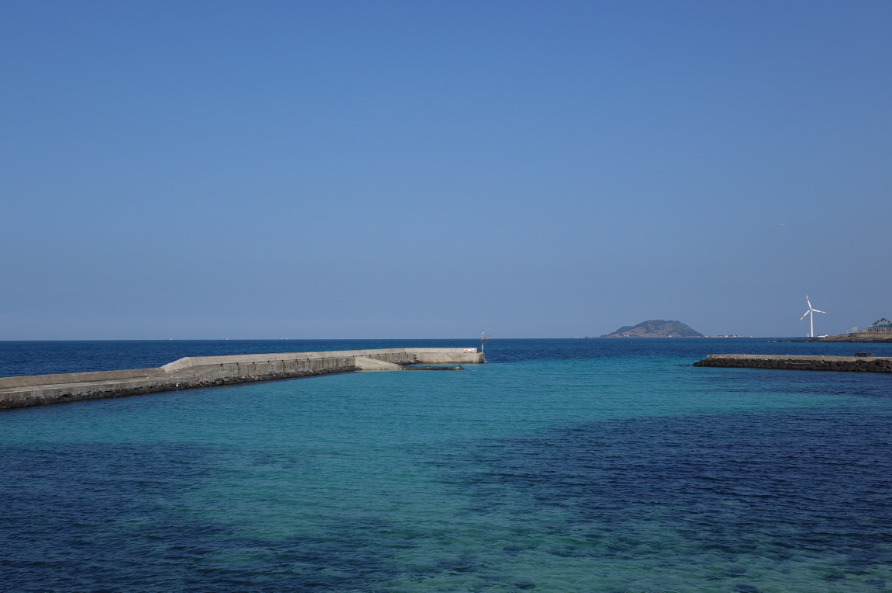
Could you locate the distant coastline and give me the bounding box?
[807,334,892,343]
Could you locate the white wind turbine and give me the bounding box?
[799,294,827,338]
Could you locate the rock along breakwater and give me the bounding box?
[693,354,892,373]
[0,348,485,411]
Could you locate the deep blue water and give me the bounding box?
[1,339,891,592]
[3,337,892,377]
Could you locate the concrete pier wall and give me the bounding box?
[693,354,892,373]
[0,348,484,411]
[159,347,483,372]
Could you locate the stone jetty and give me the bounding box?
[0,348,484,411]
[693,354,892,373]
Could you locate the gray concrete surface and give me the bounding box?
[159,348,483,372]
[353,357,403,371]
[0,348,484,411]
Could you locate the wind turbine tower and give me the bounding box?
[799,295,827,338]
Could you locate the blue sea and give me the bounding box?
[1,339,891,593]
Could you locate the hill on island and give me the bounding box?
[602,320,704,338]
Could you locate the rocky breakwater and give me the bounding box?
[0,348,485,411]
[693,354,892,373]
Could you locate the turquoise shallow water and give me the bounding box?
[2,339,891,592]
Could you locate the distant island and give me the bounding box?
[602,319,704,338]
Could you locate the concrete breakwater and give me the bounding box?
[0,348,485,411]
[693,354,892,373]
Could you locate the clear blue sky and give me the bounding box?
[2,1,889,339]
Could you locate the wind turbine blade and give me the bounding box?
[800,311,810,321]
[814,309,827,314]
[806,295,812,308]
